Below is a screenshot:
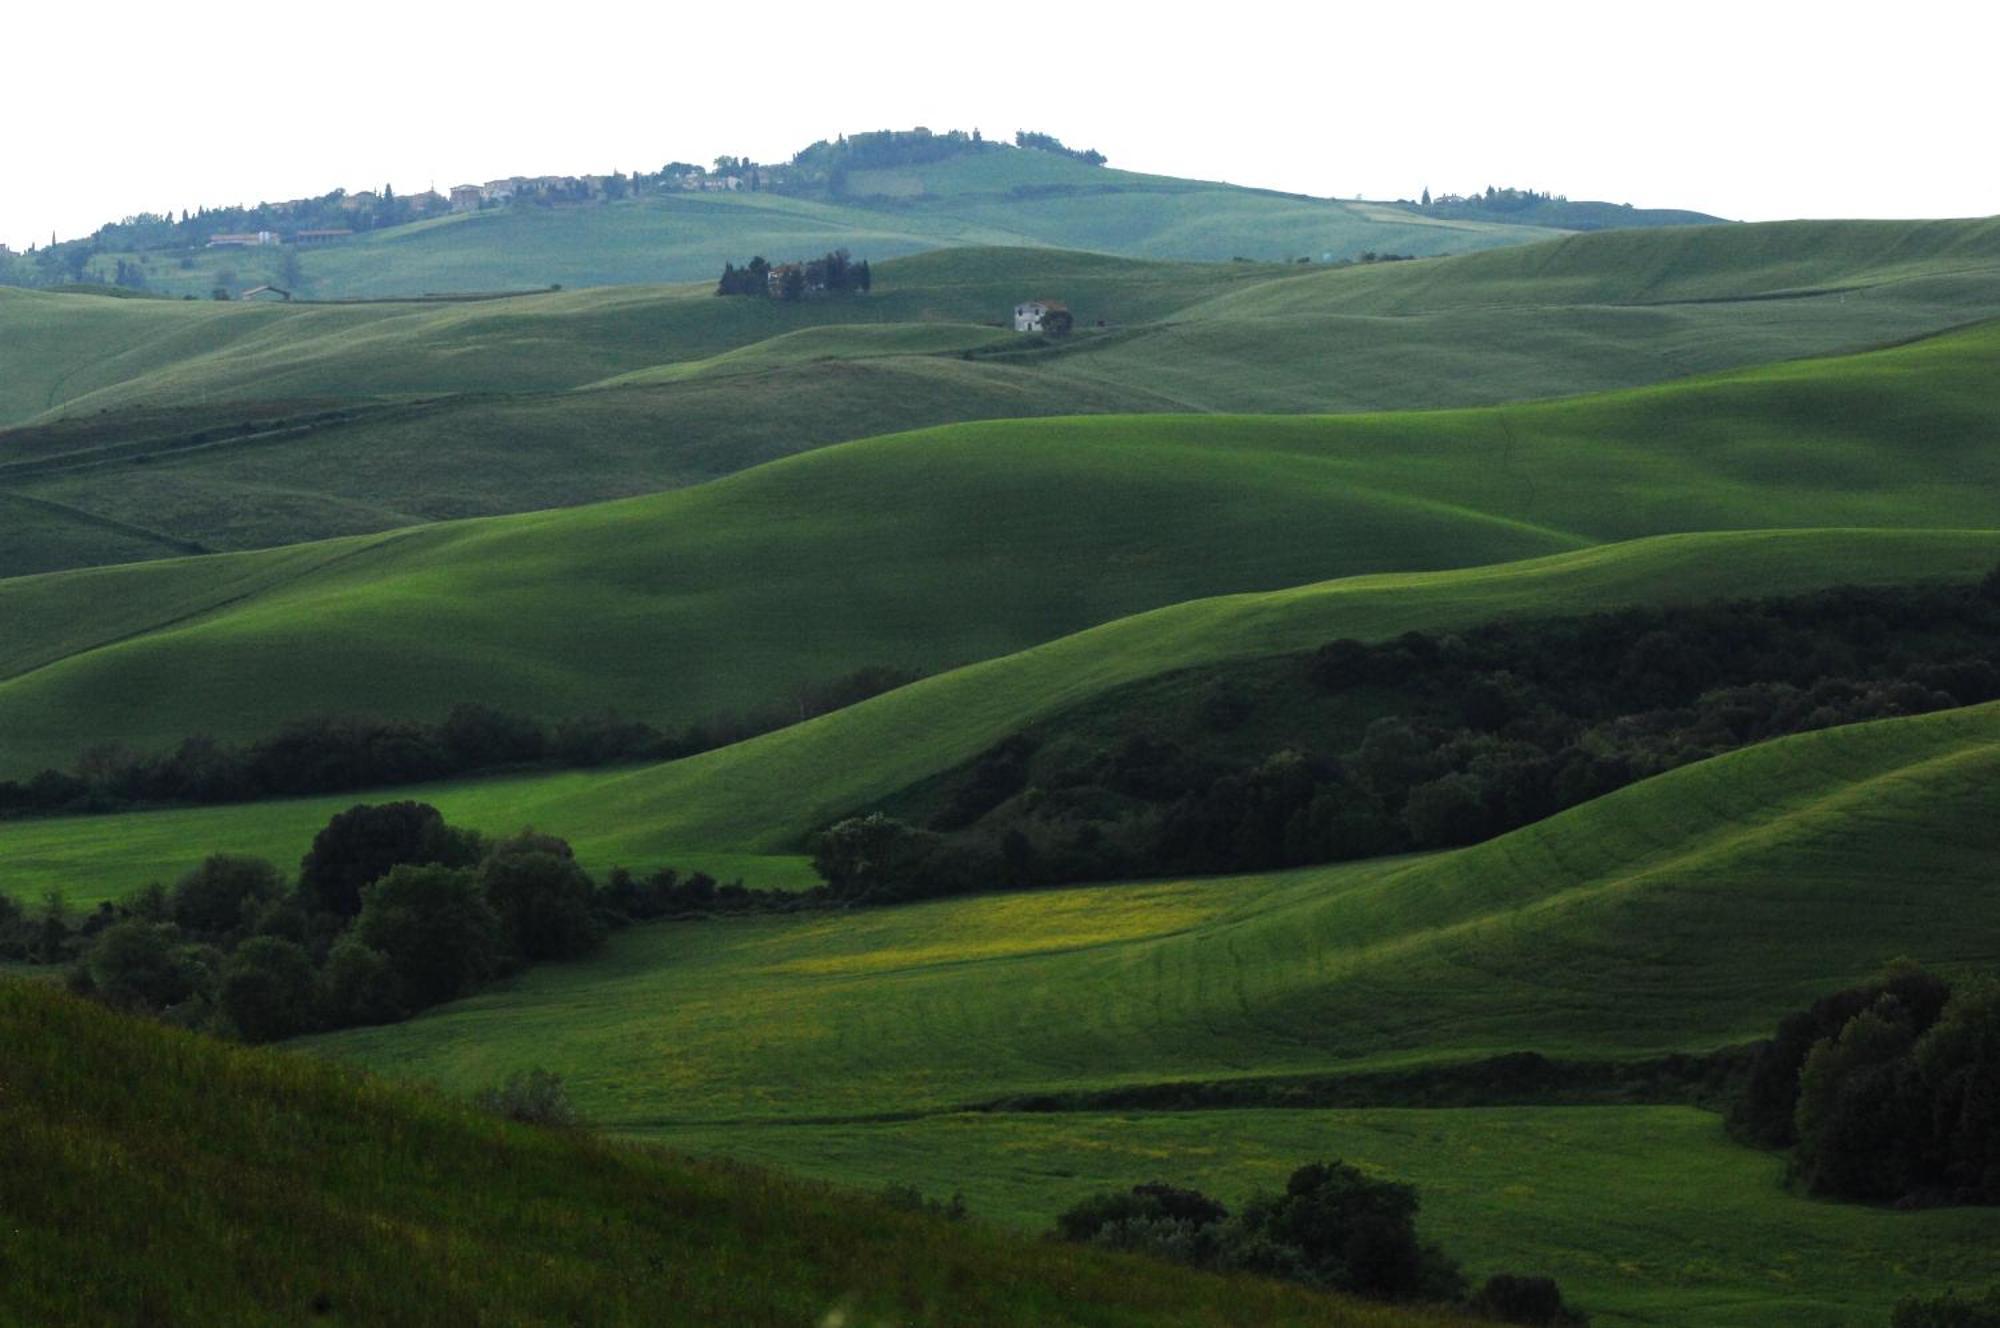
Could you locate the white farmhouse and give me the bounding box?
[1013,299,1068,332]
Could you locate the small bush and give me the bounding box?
[355,864,501,1008]
[317,937,405,1027]
[474,1069,580,1127]
[83,920,203,1013]
[170,854,283,937]
[218,937,317,1042]
[1892,1285,2000,1328]
[1471,1273,1589,1325]
[880,1184,968,1221]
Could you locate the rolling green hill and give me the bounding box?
[10,220,2000,577]
[72,148,1563,302]
[284,694,2000,1326]
[7,527,1998,906]
[0,979,1468,1328]
[4,317,1998,782]
[0,247,1279,427]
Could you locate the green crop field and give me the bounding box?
[276,695,2000,1324]
[9,220,2000,579]
[7,527,1997,906]
[300,697,2000,1119]
[5,318,1999,777]
[0,979,1472,1328]
[11,190,2000,1328]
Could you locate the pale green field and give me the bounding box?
[10,220,2000,579]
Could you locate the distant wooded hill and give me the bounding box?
[1,128,1729,299]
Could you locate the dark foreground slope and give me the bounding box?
[0,980,1470,1328]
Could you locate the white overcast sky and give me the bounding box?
[3,0,1994,251]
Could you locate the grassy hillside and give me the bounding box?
[284,697,2000,1325]
[74,151,1558,302]
[5,317,1999,777]
[0,979,1468,1328]
[1054,216,2000,412]
[7,528,1997,905]
[302,697,2000,1119]
[6,358,1172,558]
[10,221,2000,576]
[0,248,1276,426]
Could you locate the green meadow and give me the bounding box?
[5,318,1999,777]
[9,201,2000,1328]
[284,696,2000,1324]
[7,528,1999,904]
[8,219,2000,578]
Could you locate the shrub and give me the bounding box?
[1404,772,1489,848]
[1055,1181,1232,1266]
[810,814,945,902]
[473,1069,580,1127]
[169,854,283,937]
[317,937,405,1027]
[1892,1285,2000,1328]
[1730,961,1951,1148]
[1471,1273,1589,1325]
[218,937,317,1042]
[880,1184,968,1221]
[1230,1161,1464,1303]
[354,864,501,1008]
[300,802,483,917]
[83,919,204,1012]
[478,830,601,963]
[1055,1182,1229,1242]
[1733,963,1999,1205]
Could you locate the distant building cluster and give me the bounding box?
[443,170,741,211]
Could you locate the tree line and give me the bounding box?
[715,250,872,299]
[807,570,2000,903]
[0,666,919,822]
[0,800,797,1043]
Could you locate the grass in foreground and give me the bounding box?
[0,979,1473,1328]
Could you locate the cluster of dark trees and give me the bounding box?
[0,802,752,1042]
[781,127,1105,195]
[1055,1163,1584,1324]
[791,127,999,178]
[0,667,920,822]
[11,187,435,288]
[1420,186,1565,212]
[1012,130,1108,165]
[810,573,2000,901]
[1730,964,2000,1206]
[715,250,873,299]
